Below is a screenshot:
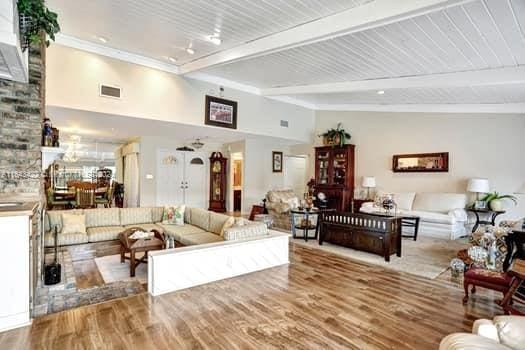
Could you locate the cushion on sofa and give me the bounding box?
[158,223,205,241]
[184,207,192,224]
[151,207,164,223]
[408,210,457,225]
[87,226,123,242]
[120,208,152,226]
[62,213,87,234]
[45,209,83,232]
[84,208,120,228]
[208,212,233,235]
[412,193,467,213]
[44,231,88,247]
[439,333,510,350]
[180,232,223,246]
[223,222,269,241]
[124,223,164,234]
[493,316,525,350]
[189,208,210,231]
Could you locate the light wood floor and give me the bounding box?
[0,243,499,349]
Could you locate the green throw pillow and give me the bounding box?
[162,205,185,226]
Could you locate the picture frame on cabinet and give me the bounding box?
[272,151,283,173]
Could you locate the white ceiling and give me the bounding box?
[46,0,369,65]
[46,0,525,112]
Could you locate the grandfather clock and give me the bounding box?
[209,152,227,212]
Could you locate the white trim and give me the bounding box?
[261,67,525,95]
[185,72,260,95]
[265,95,318,110]
[179,0,475,74]
[54,34,180,75]
[315,103,525,114]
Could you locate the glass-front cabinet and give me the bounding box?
[314,145,355,212]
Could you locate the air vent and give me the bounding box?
[99,84,121,99]
[280,120,289,127]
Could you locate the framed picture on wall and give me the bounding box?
[204,95,238,129]
[272,151,283,173]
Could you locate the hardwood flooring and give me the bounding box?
[0,243,499,349]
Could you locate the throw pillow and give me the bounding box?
[220,216,235,237]
[234,217,246,226]
[282,197,300,209]
[61,213,86,234]
[162,205,186,226]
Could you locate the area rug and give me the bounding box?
[95,254,148,284]
[292,236,468,280]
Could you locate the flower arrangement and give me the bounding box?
[318,123,351,147]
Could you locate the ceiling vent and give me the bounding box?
[280,120,289,128]
[99,84,121,99]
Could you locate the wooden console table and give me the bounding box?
[319,212,402,262]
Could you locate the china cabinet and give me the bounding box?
[209,152,227,212]
[314,145,355,212]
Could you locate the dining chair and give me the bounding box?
[46,187,71,210]
[75,187,95,209]
[95,185,113,208]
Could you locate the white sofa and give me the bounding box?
[440,316,525,350]
[360,192,468,240]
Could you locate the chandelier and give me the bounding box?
[191,138,204,149]
[62,135,81,162]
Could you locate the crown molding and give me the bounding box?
[316,103,525,114]
[54,34,180,75]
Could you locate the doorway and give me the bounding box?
[284,155,307,198]
[230,153,243,213]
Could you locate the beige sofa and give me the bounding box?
[44,207,268,247]
[360,192,468,239]
[440,316,525,350]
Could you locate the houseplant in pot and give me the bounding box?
[481,192,518,211]
[17,0,60,51]
[318,123,351,147]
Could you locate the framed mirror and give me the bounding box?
[392,152,449,173]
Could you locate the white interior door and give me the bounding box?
[156,150,184,206]
[284,156,307,197]
[183,152,208,209]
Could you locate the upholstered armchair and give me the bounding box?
[265,189,300,231]
[440,316,525,350]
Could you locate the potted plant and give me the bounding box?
[17,0,60,51]
[318,123,351,147]
[481,192,518,211]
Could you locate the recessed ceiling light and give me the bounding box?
[208,35,222,45]
[377,90,385,95]
[97,36,108,43]
[168,56,177,63]
[186,48,195,55]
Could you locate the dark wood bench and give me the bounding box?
[319,212,402,262]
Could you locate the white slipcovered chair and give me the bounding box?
[439,316,525,350]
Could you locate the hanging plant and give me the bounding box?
[17,0,60,51]
[318,123,351,147]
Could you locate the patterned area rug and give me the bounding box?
[292,236,469,279]
[95,254,148,284]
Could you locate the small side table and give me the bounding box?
[119,227,165,277]
[291,209,320,242]
[467,208,506,233]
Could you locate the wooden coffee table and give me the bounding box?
[119,227,165,277]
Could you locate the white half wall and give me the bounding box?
[314,111,525,220]
[45,44,315,144]
[148,232,289,296]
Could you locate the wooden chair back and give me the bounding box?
[76,187,95,208]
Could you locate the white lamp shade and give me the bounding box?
[467,178,490,193]
[362,176,376,188]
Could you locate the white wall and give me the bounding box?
[314,111,525,219]
[46,44,315,143]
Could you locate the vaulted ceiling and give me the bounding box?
[47,0,525,113]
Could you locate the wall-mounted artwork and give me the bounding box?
[204,95,237,129]
[272,151,283,173]
[392,152,449,173]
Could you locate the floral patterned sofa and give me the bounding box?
[44,207,268,247]
[265,189,300,231]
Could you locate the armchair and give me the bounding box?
[265,190,300,230]
[440,316,525,350]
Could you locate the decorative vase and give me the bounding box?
[323,135,341,146]
[490,199,503,211]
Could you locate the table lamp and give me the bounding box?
[362,176,376,199]
[467,178,490,200]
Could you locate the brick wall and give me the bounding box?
[0,44,44,198]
